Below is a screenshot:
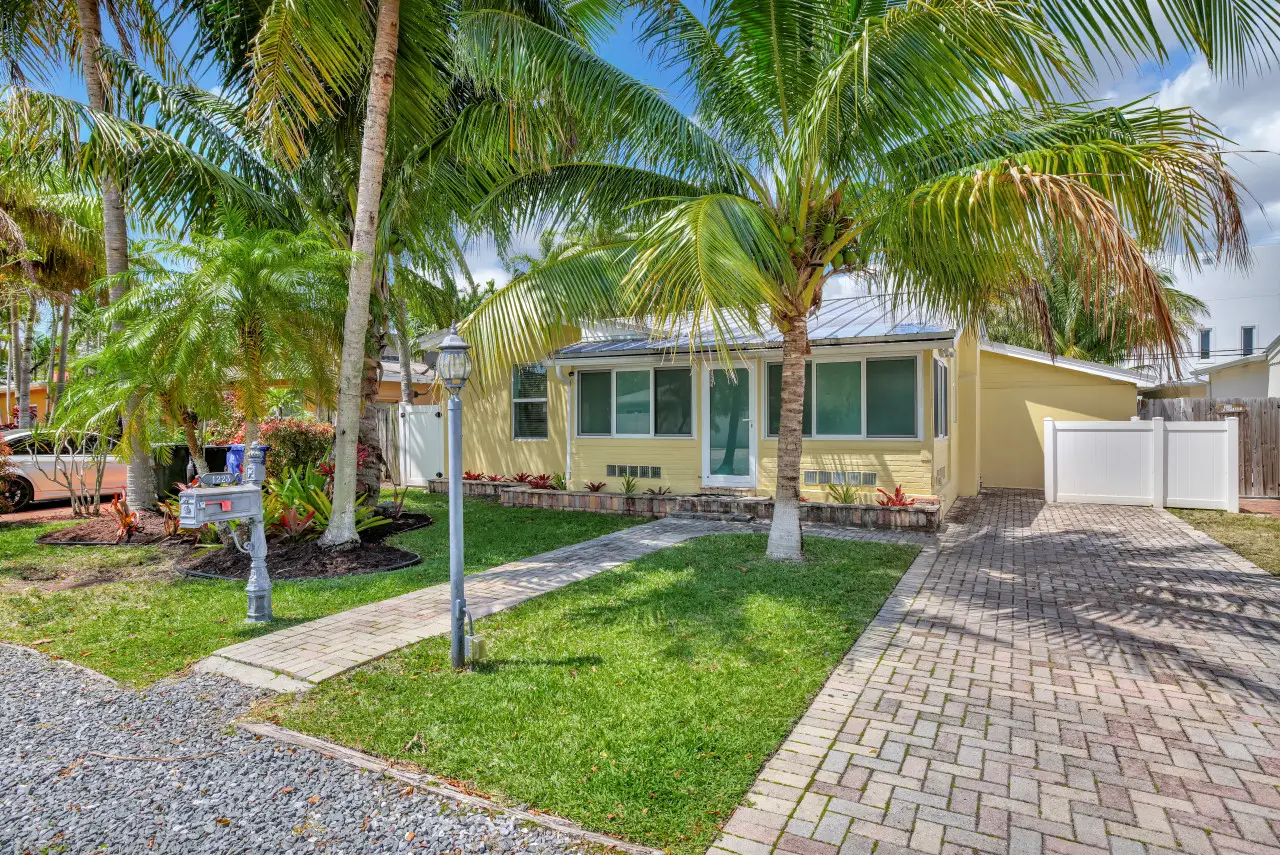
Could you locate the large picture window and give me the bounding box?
[866,358,917,437]
[577,367,693,437]
[933,359,950,439]
[511,364,548,440]
[765,361,812,436]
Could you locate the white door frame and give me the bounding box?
[702,361,758,488]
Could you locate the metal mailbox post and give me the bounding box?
[179,443,273,622]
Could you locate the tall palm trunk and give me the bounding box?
[6,305,17,423]
[180,410,209,476]
[77,0,152,507]
[17,301,33,429]
[319,0,400,547]
[357,345,384,499]
[52,299,70,415]
[766,311,809,561]
[44,299,57,419]
[394,297,413,404]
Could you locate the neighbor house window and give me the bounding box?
[933,359,950,439]
[578,370,613,435]
[1242,326,1256,357]
[866,357,917,437]
[576,367,693,437]
[1199,328,1212,360]
[511,364,548,440]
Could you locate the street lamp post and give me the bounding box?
[437,326,473,670]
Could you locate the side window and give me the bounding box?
[511,364,549,440]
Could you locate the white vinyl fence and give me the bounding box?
[398,403,445,487]
[1043,417,1239,512]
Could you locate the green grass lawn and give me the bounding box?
[266,534,918,854]
[0,493,643,684]
[1171,508,1280,576]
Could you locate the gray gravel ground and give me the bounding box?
[0,645,589,854]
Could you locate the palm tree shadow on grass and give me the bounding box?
[548,535,918,671]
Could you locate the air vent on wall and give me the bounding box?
[803,470,878,487]
[606,464,663,479]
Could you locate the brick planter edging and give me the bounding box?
[425,479,939,532]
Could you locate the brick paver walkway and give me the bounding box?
[714,490,1280,855]
[209,518,925,685]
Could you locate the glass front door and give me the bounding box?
[704,365,756,487]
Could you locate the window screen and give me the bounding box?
[933,360,950,438]
[815,361,862,436]
[766,361,812,436]
[867,358,916,437]
[615,371,651,434]
[1199,329,1212,360]
[654,368,693,436]
[1242,326,1256,357]
[578,371,612,435]
[511,364,548,439]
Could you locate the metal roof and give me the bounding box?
[553,296,954,359]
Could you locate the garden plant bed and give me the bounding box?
[35,509,171,546]
[265,533,920,855]
[182,541,421,580]
[362,511,433,542]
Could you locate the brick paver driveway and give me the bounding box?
[716,490,1280,855]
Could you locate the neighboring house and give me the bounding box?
[1192,331,1280,398]
[1135,243,1280,388]
[445,297,1144,510]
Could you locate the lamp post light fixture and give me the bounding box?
[438,326,473,670]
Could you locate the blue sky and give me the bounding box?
[39,9,1280,290]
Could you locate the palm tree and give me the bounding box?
[3,0,179,507]
[0,148,105,426]
[984,255,1208,367]
[103,212,348,451]
[460,0,1274,560]
[238,0,612,544]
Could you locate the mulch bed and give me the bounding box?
[181,541,421,580]
[361,512,433,542]
[35,509,170,545]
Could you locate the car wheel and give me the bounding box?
[4,476,33,512]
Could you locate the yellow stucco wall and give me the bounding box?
[449,370,568,478]
[456,347,956,504]
[979,350,1138,490]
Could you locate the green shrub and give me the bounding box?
[258,419,334,480]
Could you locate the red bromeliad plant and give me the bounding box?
[271,506,317,542]
[485,474,507,482]
[526,474,556,490]
[109,493,140,543]
[509,472,534,483]
[876,486,916,508]
[585,481,606,492]
[462,471,487,481]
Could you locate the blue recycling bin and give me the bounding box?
[224,444,245,475]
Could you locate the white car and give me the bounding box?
[2,430,129,511]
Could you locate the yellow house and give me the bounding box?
[445,297,1142,513]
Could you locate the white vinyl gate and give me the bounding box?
[398,403,445,487]
[1043,417,1239,512]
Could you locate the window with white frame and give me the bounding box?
[765,355,917,440]
[1199,328,1212,360]
[933,359,950,439]
[1242,326,1256,357]
[577,367,693,437]
[511,364,548,440]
